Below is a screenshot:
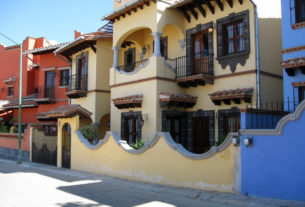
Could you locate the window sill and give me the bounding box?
[291,21,305,29]
[58,86,69,88]
[7,96,14,98]
[216,51,249,61]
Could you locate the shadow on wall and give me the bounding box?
[240,100,305,202]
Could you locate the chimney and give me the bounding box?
[74,30,82,39]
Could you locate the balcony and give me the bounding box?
[117,59,149,73]
[34,86,55,104]
[65,74,88,98]
[166,52,214,88]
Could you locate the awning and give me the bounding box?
[36,104,92,121]
[3,99,37,109]
[159,92,197,108]
[282,57,305,76]
[209,88,253,105]
[112,95,143,109]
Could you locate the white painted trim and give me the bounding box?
[57,67,70,71]
[74,130,238,160]
[42,67,56,71]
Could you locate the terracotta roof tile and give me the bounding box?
[36,104,92,121]
[112,94,143,109]
[282,57,305,68]
[3,99,37,109]
[159,92,197,108]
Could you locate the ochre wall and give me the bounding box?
[71,39,112,123]
[69,120,240,193]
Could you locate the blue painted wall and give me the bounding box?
[241,108,305,201]
[282,0,305,109]
[241,112,285,129]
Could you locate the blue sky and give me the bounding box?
[0,0,113,46]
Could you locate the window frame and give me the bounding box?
[7,86,14,97]
[60,70,70,86]
[218,108,241,139]
[121,111,142,145]
[216,10,250,73]
[298,86,305,103]
[295,0,305,23]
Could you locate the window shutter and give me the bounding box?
[186,29,192,76]
[131,47,136,67]
[121,115,128,141]
[128,119,133,144]
[243,11,250,54]
[217,21,224,57]
[218,112,225,137]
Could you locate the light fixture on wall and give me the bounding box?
[232,136,240,146]
[243,137,253,147]
[140,113,148,127]
[142,44,150,56]
[208,27,213,33]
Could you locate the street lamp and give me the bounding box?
[0,33,23,164]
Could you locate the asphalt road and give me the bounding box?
[0,159,304,207]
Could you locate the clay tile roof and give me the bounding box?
[209,88,253,101]
[36,105,92,121]
[3,99,38,109]
[159,92,197,108]
[112,94,143,109]
[25,42,69,55]
[282,57,305,69]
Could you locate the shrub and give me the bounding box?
[79,125,98,144]
[216,134,227,146]
[131,139,144,150]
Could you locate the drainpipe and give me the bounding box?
[254,5,261,108]
[54,52,72,105]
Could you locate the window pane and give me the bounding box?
[227,25,234,38]
[228,40,234,54]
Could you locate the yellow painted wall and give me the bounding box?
[71,39,112,123]
[71,130,240,193]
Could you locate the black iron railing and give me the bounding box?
[244,98,299,129]
[68,74,88,91]
[37,86,55,99]
[117,59,148,72]
[166,52,214,79]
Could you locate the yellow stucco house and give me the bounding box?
[104,0,282,154]
[33,0,283,192]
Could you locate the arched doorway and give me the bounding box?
[62,123,71,169]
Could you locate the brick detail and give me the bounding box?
[292,81,305,87]
[282,45,305,54]
[291,21,305,29]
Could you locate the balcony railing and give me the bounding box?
[117,59,148,72]
[68,74,88,92]
[34,86,55,103]
[166,52,214,79]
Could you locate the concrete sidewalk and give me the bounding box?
[0,159,304,207]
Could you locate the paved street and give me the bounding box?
[0,159,304,207]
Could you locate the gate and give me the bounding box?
[62,123,71,169]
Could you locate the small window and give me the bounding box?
[218,109,241,138]
[121,111,142,145]
[124,48,136,72]
[296,0,305,23]
[8,87,14,97]
[224,21,245,55]
[160,37,168,59]
[43,125,57,136]
[299,86,305,103]
[60,70,69,86]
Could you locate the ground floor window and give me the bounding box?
[121,111,142,144]
[218,108,241,141]
[162,110,214,154]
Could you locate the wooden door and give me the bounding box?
[192,31,209,75]
[192,117,210,153]
[62,124,71,169]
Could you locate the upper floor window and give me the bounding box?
[60,70,69,86]
[7,87,14,97]
[224,21,245,55]
[296,0,305,23]
[216,10,250,73]
[76,52,88,75]
[124,48,135,72]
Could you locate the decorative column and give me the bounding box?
[151,32,162,56]
[112,46,121,69]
